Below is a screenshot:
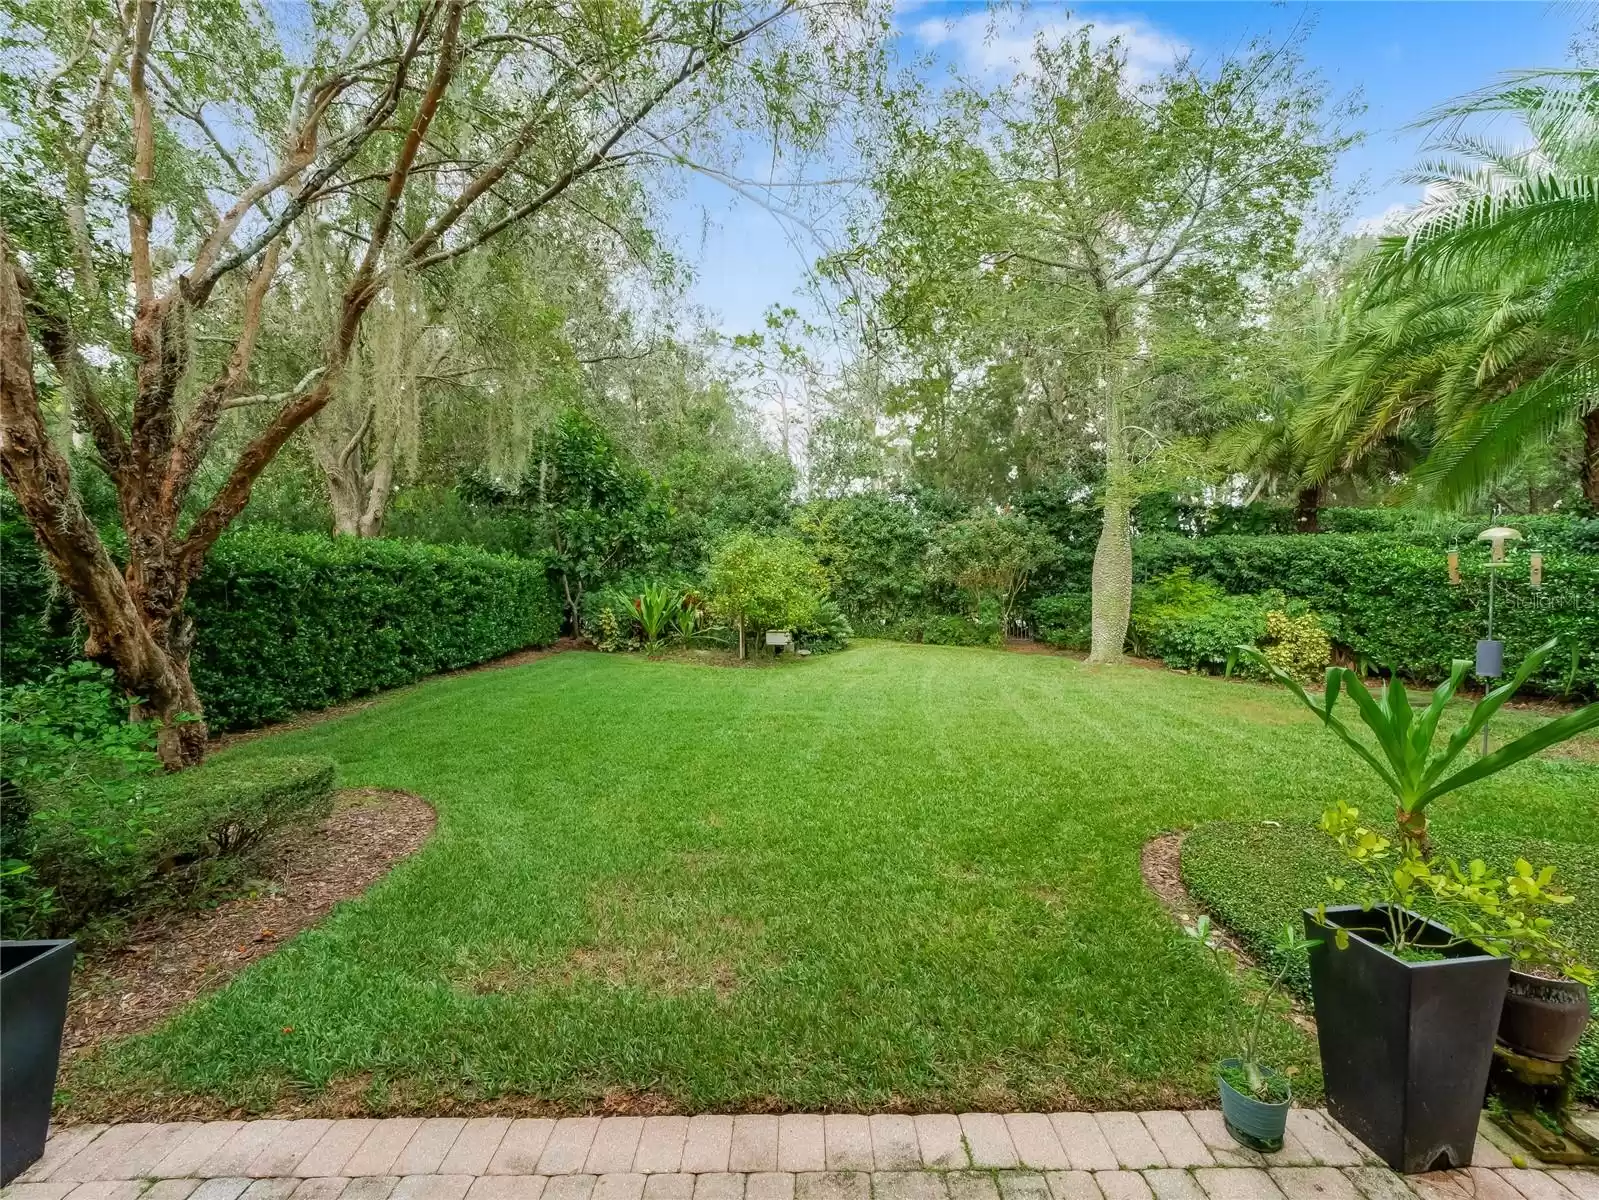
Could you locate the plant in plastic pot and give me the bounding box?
[1304,805,1586,1172]
[1185,915,1318,1152]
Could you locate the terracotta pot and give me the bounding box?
[1498,969,1591,1062]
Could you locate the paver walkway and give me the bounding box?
[7,1112,1596,1200]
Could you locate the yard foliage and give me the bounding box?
[707,532,828,656]
[59,642,1596,1116]
[1030,529,1598,695]
[1182,819,1599,1100]
[190,532,562,730]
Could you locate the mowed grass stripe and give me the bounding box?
[64,641,1598,1116]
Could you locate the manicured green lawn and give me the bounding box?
[67,641,1599,1116]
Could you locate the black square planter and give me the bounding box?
[2,940,76,1186]
[1304,905,1508,1174]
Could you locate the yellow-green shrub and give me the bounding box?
[1261,610,1332,679]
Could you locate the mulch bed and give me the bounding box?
[62,788,436,1058]
[1141,830,1314,1031]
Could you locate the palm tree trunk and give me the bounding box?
[1584,409,1599,510]
[1294,484,1322,533]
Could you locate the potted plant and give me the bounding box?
[1185,915,1317,1152]
[1492,860,1593,1063]
[1305,805,1588,1173]
[2,938,76,1185]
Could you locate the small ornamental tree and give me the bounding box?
[929,513,1058,630]
[707,532,826,659]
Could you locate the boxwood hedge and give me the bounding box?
[1135,533,1598,696]
[189,530,562,729]
[1,524,562,730]
[1032,532,1597,697]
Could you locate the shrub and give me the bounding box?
[795,494,942,628]
[1260,610,1332,680]
[13,755,337,938]
[914,614,1003,647]
[1,493,81,683]
[1181,819,1599,1102]
[707,532,828,657]
[1,663,160,798]
[1137,533,1599,696]
[928,512,1059,628]
[792,599,853,653]
[189,530,561,729]
[1032,592,1093,650]
[1128,571,1269,673]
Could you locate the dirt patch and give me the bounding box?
[1004,641,1167,671]
[214,640,582,750]
[1140,830,1314,1032]
[62,789,436,1058]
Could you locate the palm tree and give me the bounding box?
[1309,69,1599,507]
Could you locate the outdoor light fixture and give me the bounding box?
[1473,525,1522,679]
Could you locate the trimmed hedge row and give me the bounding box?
[190,531,562,729]
[1134,533,1598,696]
[1,522,563,729]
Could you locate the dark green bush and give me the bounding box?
[1137,533,1599,696]
[1127,571,1270,673]
[891,614,1003,647]
[792,599,853,654]
[795,494,944,628]
[1031,592,1093,650]
[1,494,80,683]
[1181,819,1599,1102]
[9,755,336,938]
[189,530,561,729]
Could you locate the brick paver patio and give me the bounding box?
[7,1112,1596,1200]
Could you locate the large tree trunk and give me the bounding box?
[315,398,398,537]
[1584,409,1599,510]
[1088,491,1132,663]
[1,236,209,767]
[1294,483,1322,533]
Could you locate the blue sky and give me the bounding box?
[666,1,1579,344]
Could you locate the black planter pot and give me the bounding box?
[1304,905,1508,1175]
[2,940,76,1186]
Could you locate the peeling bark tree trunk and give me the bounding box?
[1,236,210,766]
[1294,483,1322,534]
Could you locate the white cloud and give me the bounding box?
[1350,202,1412,237]
[912,7,1187,85]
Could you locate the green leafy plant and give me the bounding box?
[22,756,336,938]
[1260,611,1332,680]
[1314,802,1594,985]
[1238,638,1599,846]
[1185,914,1318,1102]
[671,591,706,641]
[707,532,827,660]
[632,584,678,647]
